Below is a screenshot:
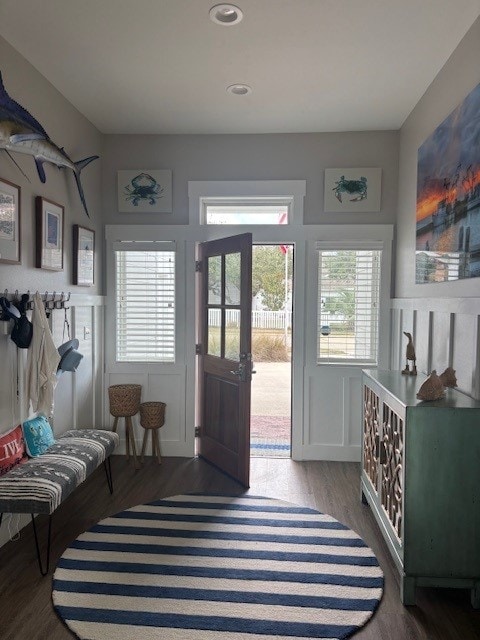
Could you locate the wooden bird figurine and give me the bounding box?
[402,331,417,376]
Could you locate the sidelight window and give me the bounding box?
[317,248,381,364]
[114,242,175,362]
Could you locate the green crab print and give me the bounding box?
[333,175,368,202]
[124,173,164,206]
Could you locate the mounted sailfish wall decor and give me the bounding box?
[0,72,98,217]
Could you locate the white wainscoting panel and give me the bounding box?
[345,374,362,447]
[414,310,432,375]
[391,298,480,400]
[73,306,96,428]
[431,312,453,376]
[452,314,479,397]
[106,367,188,457]
[302,366,363,461]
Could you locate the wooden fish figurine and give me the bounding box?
[416,370,445,401]
[439,366,457,388]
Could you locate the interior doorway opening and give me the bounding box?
[250,244,293,458]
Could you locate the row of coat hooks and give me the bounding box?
[2,290,71,312]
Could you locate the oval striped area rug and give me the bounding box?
[53,494,383,640]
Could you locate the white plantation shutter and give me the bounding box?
[317,247,381,364]
[114,242,175,362]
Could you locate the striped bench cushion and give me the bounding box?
[0,429,119,515]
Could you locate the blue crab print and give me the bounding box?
[124,173,164,206]
[333,175,368,202]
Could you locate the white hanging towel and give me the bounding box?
[26,293,61,417]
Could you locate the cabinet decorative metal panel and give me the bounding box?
[381,402,403,540]
[363,385,380,491]
[361,369,480,608]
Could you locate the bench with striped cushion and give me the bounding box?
[0,429,119,574]
[0,429,119,515]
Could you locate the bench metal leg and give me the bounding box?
[31,514,52,576]
[103,456,114,494]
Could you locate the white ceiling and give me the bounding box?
[0,0,479,135]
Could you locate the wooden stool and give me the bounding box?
[108,384,142,469]
[139,402,165,464]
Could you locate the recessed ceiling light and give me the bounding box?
[209,4,243,26]
[227,84,252,96]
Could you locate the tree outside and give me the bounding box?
[252,245,293,361]
[320,251,357,331]
[252,245,293,311]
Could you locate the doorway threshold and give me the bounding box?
[250,414,291,458]
[251,437,290,458]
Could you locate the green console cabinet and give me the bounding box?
[361,369,480,607]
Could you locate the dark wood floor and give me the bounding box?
[1,455,479,639]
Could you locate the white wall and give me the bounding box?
[103,131,398,459]
[0,36,104,434]
[102,131,399,226]
[0,38,105,548]
[101,129,399,462]
[393,17,480,399]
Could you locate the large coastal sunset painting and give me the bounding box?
[416,82,480,283]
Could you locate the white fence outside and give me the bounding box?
[209,309,293,329]
[209,309,346,330]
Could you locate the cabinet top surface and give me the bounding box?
[363,369,480,409]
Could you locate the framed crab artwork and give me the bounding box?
[117,170,172,213]
[324,168,382,213]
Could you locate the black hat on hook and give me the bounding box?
[0,295,33,349]
[0,296,20,320]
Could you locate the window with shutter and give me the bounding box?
[115,243,175,362]
[317,248,381,364]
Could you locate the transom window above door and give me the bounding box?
[203,198,291,225]
[188,181,306,226]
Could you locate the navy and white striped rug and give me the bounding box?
[53,494,383,640]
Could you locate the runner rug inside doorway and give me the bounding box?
[250,415,291,458]
[53,494,383,640]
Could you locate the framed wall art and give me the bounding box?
[35,196,64,271]
[73,224,95,286]
[324,168,382,213]
[117,170,172,213]
[0,177,21,264]
[415,81,480,283]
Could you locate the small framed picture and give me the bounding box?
[0,177,21,264]
[35,196,64,270]
[73,224,95,286]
